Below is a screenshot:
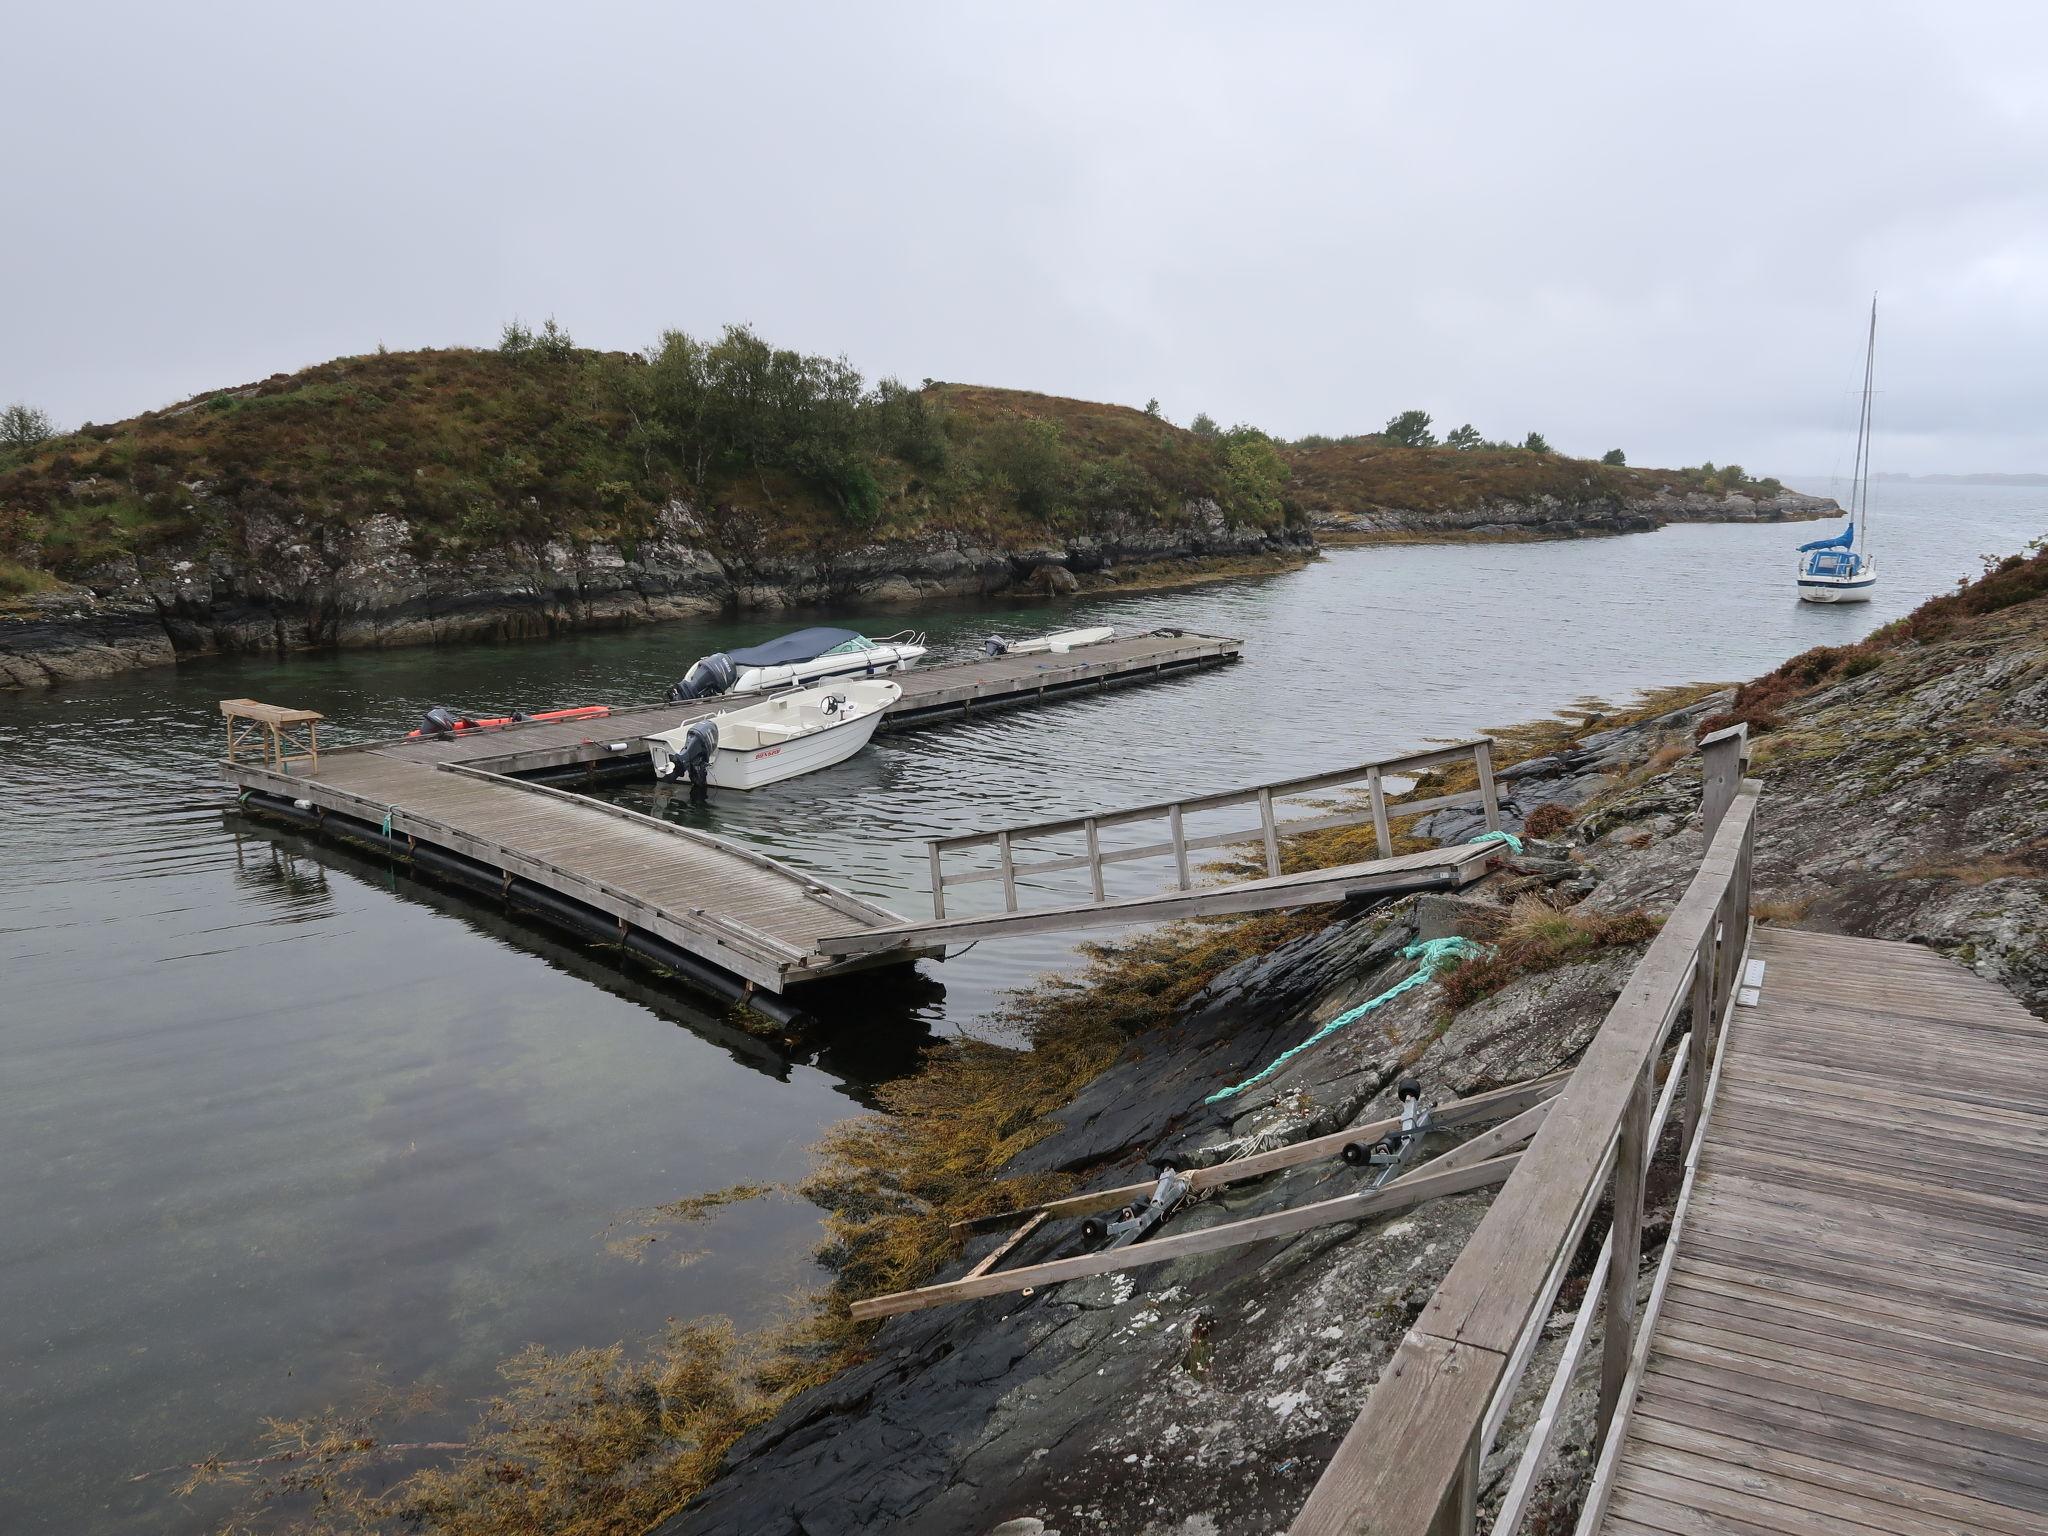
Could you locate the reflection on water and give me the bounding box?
[0,480,2039,1533]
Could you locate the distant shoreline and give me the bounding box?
[1859,471,2048,487]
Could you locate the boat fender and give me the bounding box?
[669,653,738,702]
[419,705,464,737]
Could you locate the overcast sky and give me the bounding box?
[7,2,2047,477]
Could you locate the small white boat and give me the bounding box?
[646,679,901,790]
[984,625,1115,657]
[1798,298,1879,605]
[668,627,925,701]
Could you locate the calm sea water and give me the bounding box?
[2,482,2039,1532]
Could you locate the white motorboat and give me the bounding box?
[646,679,901,790]
[984,625,1115,657]
[1798,298,1879,605]
[668,627,926,701]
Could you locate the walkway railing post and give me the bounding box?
[1368,766,1392,860]
[928,841,946,919]
[1598,1061,1652,1440]
[1429,1433,1479,1536]
[1698,723,1749,841]
[1684,928,1714,1156]
[1085,817,1106,902]
[1258,787,1282,877]
[1475,741,1501,834]
[997,830,1018,912]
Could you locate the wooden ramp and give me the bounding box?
[815,840,1502,956]
[1590,926,2048,1536]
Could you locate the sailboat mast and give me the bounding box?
[1853,295,1877,536]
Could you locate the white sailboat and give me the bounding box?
[1798,298,1880,604]
[645,679,900,791]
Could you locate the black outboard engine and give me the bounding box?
[670,719,718,798]
[983,636,1010,657]
[668,653,738,703]
[419,705,466,737]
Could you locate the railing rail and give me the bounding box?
[925,739,1501,918]
[1288,724,1756,1536]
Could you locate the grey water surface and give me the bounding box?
[2,481,2039,1533]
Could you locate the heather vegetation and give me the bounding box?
[1,335,1790,589]
[0,327,1309,584]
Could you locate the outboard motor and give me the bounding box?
[668,653,738,703]
[671,719,718,798]
[983,635,1011,657]
[419,705,466,737]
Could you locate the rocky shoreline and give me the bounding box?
[1311,484,1836,542]
[658,566,2046,1536]
[2,484,1839,690]
[0,503,1308,690]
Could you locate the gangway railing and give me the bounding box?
[1287,724,1756,1536]
[923,738,1502,920]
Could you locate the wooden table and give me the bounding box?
[220,699,324,772]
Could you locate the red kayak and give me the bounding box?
[409,704,611,738]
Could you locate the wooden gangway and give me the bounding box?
[818,739,1505,956]
[1284,726,2048,1536]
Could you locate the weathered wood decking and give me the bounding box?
[1589,924,2048,1536]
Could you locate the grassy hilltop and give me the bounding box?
[0,321,1785,595]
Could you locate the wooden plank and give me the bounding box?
[1625,1415,2047,1536]
[850,1152,1523,1322]
[963,1211,1048,1280]
[955,1071,1573,1233]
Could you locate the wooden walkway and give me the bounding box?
[1591,925,2048,1536]
[1284,730,2048,1536]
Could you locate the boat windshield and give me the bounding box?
[1803,550,1864,577]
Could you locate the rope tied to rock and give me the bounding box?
[1203,935,1494,1106]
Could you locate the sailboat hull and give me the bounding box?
[1797,574,1877,603]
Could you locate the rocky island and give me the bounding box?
[1,328,1832,689]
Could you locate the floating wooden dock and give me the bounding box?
[224,630,1246,1002]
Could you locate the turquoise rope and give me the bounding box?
[381,808,395,837]
[1470,829,1523,852]
[1203,935,1493,1105]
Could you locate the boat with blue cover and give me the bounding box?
[668,627,927,700]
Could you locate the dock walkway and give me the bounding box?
[1590,925,2048,1536]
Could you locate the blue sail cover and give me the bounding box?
[726,627,864,667]
[1798,523,1856,553]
